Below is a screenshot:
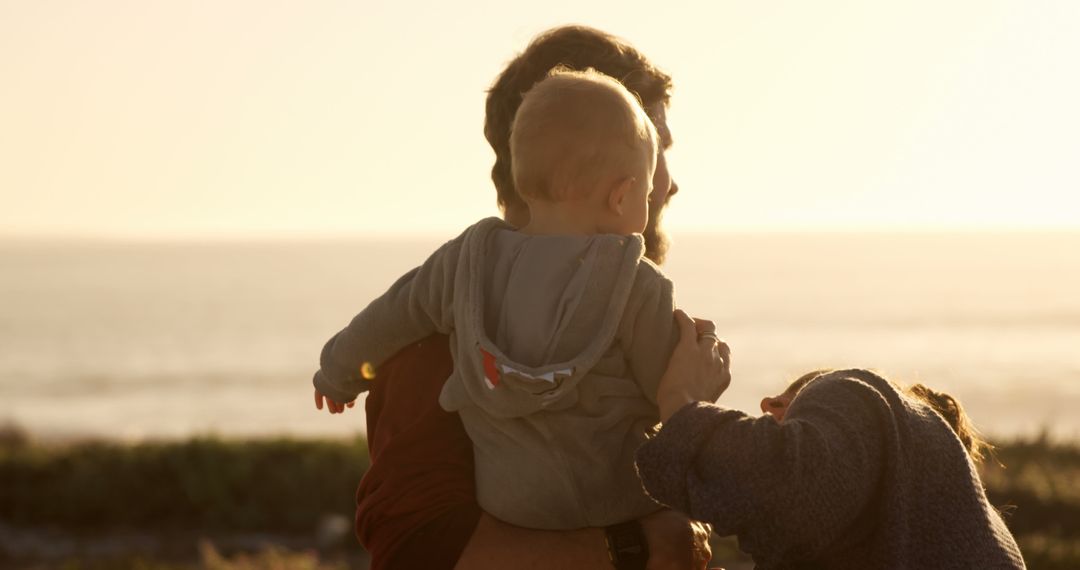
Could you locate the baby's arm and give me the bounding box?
[313,233,464,405]
[620,261,680,406]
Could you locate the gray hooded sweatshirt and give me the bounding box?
[314,217,679,529]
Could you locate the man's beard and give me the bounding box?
[643,204,670,265]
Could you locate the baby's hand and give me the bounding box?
[314,388,355,415]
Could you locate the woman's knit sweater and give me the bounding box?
[635,369,1025,569]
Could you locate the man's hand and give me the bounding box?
[314,388,355,414]
[640,509,713,570]
[656,310,731,423]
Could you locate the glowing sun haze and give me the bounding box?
[2,0,1078,239]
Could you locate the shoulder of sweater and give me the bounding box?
[800,370,903,402]
[621,263,674,314]
[473,216,513,230]
[633,256,673,291]
[445,217,513,255]
[458,217,511,240]
[790,371,902,424]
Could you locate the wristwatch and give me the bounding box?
[605,520,649,570]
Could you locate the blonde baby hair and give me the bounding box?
[509,68,658,203]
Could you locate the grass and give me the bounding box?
[15,542,352,570]
[0,425,1077,569]
[0,433,367,533]
[983,435,1080,570]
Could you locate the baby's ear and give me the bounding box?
[606,177,636,215]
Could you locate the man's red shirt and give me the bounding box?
[355,334,482,569]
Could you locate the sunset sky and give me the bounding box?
[2,1,1078,238]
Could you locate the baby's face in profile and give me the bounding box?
[760,389,797,422]
[611,147,656,235]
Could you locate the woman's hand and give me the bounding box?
[657,310,731,423]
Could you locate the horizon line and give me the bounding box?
[4,225,1080,244]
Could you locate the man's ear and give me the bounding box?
[607,177,636,215]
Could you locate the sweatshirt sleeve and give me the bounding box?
[620,261,679,405]
[312,232,464,404]
[634,377,888,567]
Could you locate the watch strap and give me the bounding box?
[605,520,649,570]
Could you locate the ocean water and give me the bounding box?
[1,232,1078,441]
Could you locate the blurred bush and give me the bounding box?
[26,541,349,570]
[982,435,1080,570]
[0,436,367,533]
[0,432,1076,569]
[0,422,31,450]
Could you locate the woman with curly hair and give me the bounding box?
[637,313,1026,569]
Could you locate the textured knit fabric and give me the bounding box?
[355,335,480,570]
[316,217,679,528]
[635,369,1026,570]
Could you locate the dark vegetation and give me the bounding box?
[0,424,1076,569]
[982,436,1080,570]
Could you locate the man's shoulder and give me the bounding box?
[365,334,456,446]
[375,334,454,385]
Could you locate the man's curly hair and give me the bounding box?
[485,26,673,217]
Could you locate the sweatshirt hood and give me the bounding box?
[443,218,646,415]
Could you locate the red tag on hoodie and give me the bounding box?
[480,348,500,389]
